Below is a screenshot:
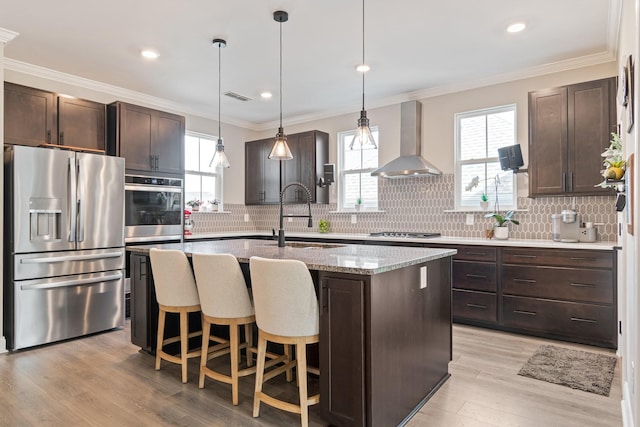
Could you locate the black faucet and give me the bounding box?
[276,182,313,247]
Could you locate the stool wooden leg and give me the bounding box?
[180,309,189,383]
[230,323,240,406]
[199,317,211,389]
[297,340,309,427]
[155,309,166,370]
[253,333,267,417]
[284,344,293,382]
[245,323,254,367]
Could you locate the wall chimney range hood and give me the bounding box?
[371,100,442,178]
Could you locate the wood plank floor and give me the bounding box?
[0,322,621,427]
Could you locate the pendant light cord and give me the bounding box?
[361,0,365,111]
[218,43,222,141]
[279,19,283,128]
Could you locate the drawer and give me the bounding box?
[454,246,497,262]
[502,265,613,304]
[502,296,615,345]
[502,248,613,269]
[453,289,497,323]
[453,261,497,292]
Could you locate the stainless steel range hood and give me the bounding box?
[371,100,442,178]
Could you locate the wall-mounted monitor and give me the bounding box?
[498,144,524,171]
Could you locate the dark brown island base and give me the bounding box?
[127,239,456,427]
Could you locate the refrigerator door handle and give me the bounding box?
[20,273,123,291]
[20,251,124,264]
[77,157,85,242]
[68,157,78,242]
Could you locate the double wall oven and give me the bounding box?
[124,175,183,243]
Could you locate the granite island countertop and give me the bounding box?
[127,239,456,275]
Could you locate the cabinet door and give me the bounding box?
[130,254,150,350]
[119,103,153,172]
[58,97,105,151]
[155,111,185,174]
[529,87,568,196]
[4,82,57,146]
[568,78,615,194]
[245,140,265,204]
[319,274,365,427]
[282,133,316,203]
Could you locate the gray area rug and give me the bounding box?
[517,344,617,396]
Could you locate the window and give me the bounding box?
[455,105,517,210]
[337,128,379,210]
[184,132,223,207]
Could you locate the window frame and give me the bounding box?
[337,127,380,211]
[454,104,517,211]
[184,131,223,208]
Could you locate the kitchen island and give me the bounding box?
[127,239,456,427]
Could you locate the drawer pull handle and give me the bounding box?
[466,303,487,309]
[467,252,488,256]
[570,317,597,323]
[514,310,536,316]
[466,274,487,279]
[513,255,537,259]
[514,278,536,284]
[570,283,596,288]
[570,257,596,262]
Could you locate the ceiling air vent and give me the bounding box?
[224,91,252,102]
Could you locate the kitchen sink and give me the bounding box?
[264,242,345,249]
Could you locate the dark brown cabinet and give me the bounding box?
[107,102,185,175]
[245,130,329,205]
[450,246,498,323]
[4,82,106,151]
[529,77,617,196]
[244,138,281,204]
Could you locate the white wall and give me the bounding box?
[0,28,19,354]
[618,0,640,425]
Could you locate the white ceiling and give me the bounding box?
[0,0,621,130]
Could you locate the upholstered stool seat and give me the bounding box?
[149,248,202,383]
[249,256,320,427]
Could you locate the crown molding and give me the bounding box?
[0,28,19,44]
[5,47,618,134]
[3,58,259,130]
[254,50,618,131]
[607,0,623,58]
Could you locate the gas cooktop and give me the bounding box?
[369,231,441,239]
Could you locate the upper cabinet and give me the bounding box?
[528,77,617,196]
[245,130,329,205]
[4,82,106,151]
[107,102,185,176]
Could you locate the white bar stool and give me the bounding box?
[192,253,257,405]
[149,248,202,383]
[249,256,320,427]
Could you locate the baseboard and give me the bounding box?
[0,336,7,354]
[622,381,635,427]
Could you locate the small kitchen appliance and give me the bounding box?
[551,209,580,242]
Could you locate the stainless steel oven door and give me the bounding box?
[124,177,183,243]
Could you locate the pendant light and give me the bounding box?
[349,0,377,150]
[268,10,293,160]
[209,38,230,168]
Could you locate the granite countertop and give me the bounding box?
[186,231,619,251]
[127,239,456,275]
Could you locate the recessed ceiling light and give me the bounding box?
[356,63,370,73]
[261,92,273,99]
[141,49,159,59]
[507,22,526,33]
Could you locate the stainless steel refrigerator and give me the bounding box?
[4,145,126,350]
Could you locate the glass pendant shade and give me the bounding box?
[268,127,293,160]
[349,110,377,149]
[210,138,230,168]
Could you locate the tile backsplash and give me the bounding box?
[191,174,618,241]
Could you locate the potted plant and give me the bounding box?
[480,193,489,210]
[186,199,202,212]
[596,132,625,188]
[318,219,329,233]
[485,210,519,240]
[355,198,362,211]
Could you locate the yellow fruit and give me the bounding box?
[605,167,624,180]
